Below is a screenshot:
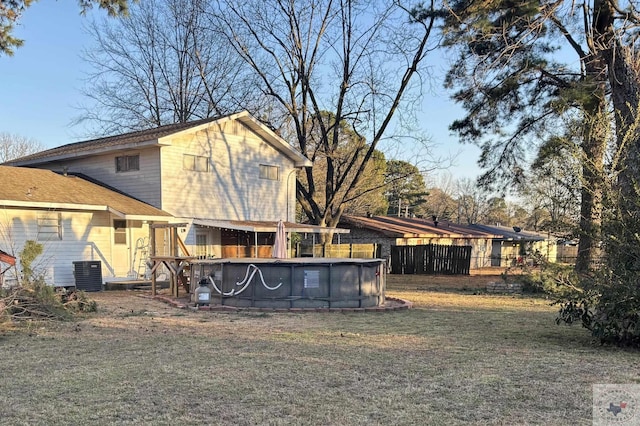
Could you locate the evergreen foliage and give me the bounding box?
[0,0,130,56]
[385,160,428,217]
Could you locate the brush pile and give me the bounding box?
[0,286,96,323]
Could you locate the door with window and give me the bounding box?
[195,230,209,259]
[113,219,131,276]
[490,240,502,267]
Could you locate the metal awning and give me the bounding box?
[191,219,350,234]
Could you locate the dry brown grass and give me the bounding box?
[0,276,637,425]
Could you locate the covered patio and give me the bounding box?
[190,219,351,259]
[149,220,351,297]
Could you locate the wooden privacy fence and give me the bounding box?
[297,243,380,259]
[391,244,472,275]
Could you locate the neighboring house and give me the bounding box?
[6,111,315,265]
[0,166,171,287]
[467,224,555,267]
[338,215,555,270]
[339,215,499,270]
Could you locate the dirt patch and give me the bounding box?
[88,290,189,317]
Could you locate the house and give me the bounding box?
[0,166,171,287]
[467,224,555,267]
[338,215,555,271]
[5,111,327,276]
[339,215,499,270]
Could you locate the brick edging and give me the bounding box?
[145,294,412,313]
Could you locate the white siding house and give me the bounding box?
[7,111,313,261]
[0,167,171,287]
[159,116,299,221]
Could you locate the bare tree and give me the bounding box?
[455,178,488,225]
[341,150,388,216]
[424,172,457,221]
[306,112,389,217]
[424,187,456,222]
[523,141,582,236]
[77,0,258,135]
[0,133,45,163]
[211,0,439,237]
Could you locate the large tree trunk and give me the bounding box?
[606,42,640,270]
[609,43,640,200]
[575,144,604,272]
[574,56,608,273]
[573,0,625,273]
[575,88,609,273]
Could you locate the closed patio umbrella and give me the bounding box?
[272,220,288,258]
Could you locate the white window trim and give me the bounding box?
[37,213,62,241]
[259,164,279,180]
[115,154,140,172]
[183,154,210,172]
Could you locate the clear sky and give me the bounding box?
[0,1,483,182]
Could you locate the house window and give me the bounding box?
[259,164,279,180]
[115,154,140,172]
[183,154,209,172]
[113,220,127,244]
[37,213,62,241]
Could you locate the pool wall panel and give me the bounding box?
[190,259,386,309]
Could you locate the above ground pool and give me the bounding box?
[189,258,386,309]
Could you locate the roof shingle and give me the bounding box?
[0,166,171,217]
[4,115,222,164]
[340,215,544,240]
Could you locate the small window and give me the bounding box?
[259,164,279,180]
[37,213,62,241]
[115,154,140,172]
[113,220,127,245]
[183,154,209,172]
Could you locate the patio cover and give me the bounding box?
[191,219,350,234]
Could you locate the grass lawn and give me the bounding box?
[1,277,638,425]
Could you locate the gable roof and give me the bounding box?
[0,166,171,220]
[192,218,350,234]
[5,111,312,168]
[468,224,546,241]
[340,215,548,241]
[340,215,501,239]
